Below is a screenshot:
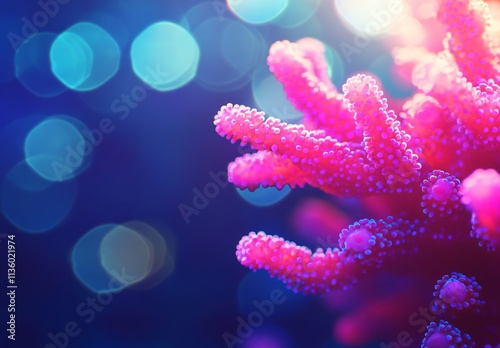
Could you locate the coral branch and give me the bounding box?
[236,217,424,295]
[268,40,360,142]
[214,102,420,195]
[227,151,309,191]
[413,55,500,149]
[338,217,425,267]
[213,3,500,342]
[236,231,361,295]
[437,0,500,85]
[402,94,468,174]
[343,74,421,185]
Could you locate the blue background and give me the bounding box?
[0,0,409,347]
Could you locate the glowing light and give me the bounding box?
[131,22,200,91]
[334,0,405,37]
[51,22,120,91]
[50,32,93,89]
[1,160,77,233]
[72,224,129,293]
[180,2,224,31]
[325,45,346,88]
[252,66,302,122]
[368,53,415,98]
[100,225,152,285]
[15,32,66,97]
[72,222,174,293]
[272,0,321,28]
[24,116,91,182]
[118,221,175,290]
[227,0,289,24]
[236,186,292,207]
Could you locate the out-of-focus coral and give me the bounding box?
[289,198,353,248]
[214,0,500,345]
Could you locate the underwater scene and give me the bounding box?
[1,0,500,347]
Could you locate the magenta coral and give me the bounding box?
[421,170,462,218]
[236,231,361,295]
[437,0,500,85]
[214,0,500,345]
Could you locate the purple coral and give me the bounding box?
[432,272,483,313]
[214,0,500,345]
[421,320,474,348]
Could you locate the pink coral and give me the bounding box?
[214,0,500,345]
[461,168,500,249]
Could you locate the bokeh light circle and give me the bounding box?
[100,226,152,285]
[325,45,346,88]
[72,222,174,293]
[272,0,321,28]
[131,21,200,91]
[72,224,129,293]
[50,32,93,89]
[1,160,77,233]
[24,116,92,182]
[252,66,302,123]
[14,32,66,97]
[50,22,121,91]
[236,186,292,207]
[334,0,405,37]
[118,221,176,290]
[180,2,225,32]
[227,0,289,24]
[193,18,265,91]
[368,53,415,98]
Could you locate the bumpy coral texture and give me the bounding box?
[214,0,500,345]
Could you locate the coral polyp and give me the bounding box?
[422,320,474,348]
[214,0,500,345]
[432,272,483,313]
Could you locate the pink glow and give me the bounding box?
[214,0,500,345]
